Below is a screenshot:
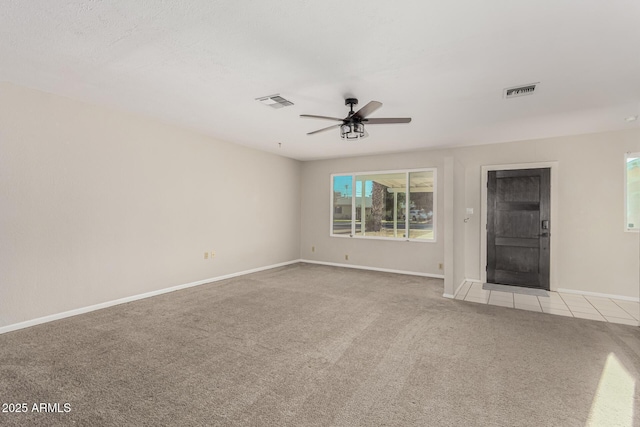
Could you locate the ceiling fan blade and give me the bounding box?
[300,114,344,122]
[351,101,382,120]
[307,123,341,135]
[364,117,412,124]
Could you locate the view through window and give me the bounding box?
[627,153,640,231]
[331,169,435,241]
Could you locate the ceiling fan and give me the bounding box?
[301,98,411,140]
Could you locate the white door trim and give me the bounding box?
[480,161,559,290]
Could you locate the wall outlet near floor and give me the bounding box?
[345,254,349,261]
[438,263,444,270]
[204,252,209,260]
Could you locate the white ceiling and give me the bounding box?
[1,1,639,161]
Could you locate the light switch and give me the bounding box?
[466,208,474,215]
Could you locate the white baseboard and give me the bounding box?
[556,288,640,302]
[0,259,301,336]
[452,279,468,298]
[299,259,445,279]
[442,293,455,299]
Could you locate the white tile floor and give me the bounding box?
[455,281,640,326]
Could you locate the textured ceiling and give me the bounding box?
[1,0,639,160]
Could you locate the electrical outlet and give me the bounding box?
[345,254,349,261]
[204,252,209,260]
[438,263,443,270]
[211,251,216,258]
[312,246,315,252]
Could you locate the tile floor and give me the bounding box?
[455,281,640,326]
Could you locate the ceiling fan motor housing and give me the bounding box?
[345,98,358,116]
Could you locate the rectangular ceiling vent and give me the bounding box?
[503,82,539,99]
[256,94,294,109]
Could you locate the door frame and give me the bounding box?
[480,161,559,290]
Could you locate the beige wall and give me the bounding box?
[453,159,467,292]
[300,128,640,298]
[0,83,301,328]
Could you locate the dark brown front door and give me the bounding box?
[487,168,550,290]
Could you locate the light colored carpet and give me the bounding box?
[1,263,639,426]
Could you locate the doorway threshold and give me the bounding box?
[483,283,549,297]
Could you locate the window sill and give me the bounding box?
[330,234,436,243]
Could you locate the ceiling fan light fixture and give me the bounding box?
[341,122,365,140]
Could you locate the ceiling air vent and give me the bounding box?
[256,94,294,109]
[503,83,539,99]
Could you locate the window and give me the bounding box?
[331,169,436,241]
[332,175,353,235]
[626,152,640,231]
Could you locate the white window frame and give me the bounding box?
[625,152,640,232]
[329,168,437,243]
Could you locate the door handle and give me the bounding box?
[539,232,549,238]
